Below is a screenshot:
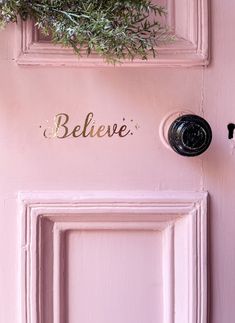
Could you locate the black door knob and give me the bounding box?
[168,114,212,157]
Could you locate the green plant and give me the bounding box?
[0,0,170,62]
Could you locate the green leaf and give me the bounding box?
[0,0,172,63]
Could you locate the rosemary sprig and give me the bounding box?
[0,0,170,62]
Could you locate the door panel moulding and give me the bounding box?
[19,191,208,323]
[15,0,209,67]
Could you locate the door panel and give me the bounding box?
[16,0,209,67]
[20,192,207,323]
[66,230,163,323]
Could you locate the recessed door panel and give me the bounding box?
[66,230,163,323]
[20,192,207,323]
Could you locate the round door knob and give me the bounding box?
[168,114,212,157]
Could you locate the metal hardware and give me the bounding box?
[227,123,235,139]
[168,114,212,157]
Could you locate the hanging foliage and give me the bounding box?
[0,0,170,62]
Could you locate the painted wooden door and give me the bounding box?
[0,1,234,323]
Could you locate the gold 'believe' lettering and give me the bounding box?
[43,112,135,139]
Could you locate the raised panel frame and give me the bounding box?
[19,191,208,323]
[15,0,209,67]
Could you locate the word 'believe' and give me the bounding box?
[43,113,134,139]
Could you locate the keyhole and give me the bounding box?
[227,123,235,139]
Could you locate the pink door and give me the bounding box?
[0,1,234,323]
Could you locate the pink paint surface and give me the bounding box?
[67,230,163,323]
[0,0,235,322]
